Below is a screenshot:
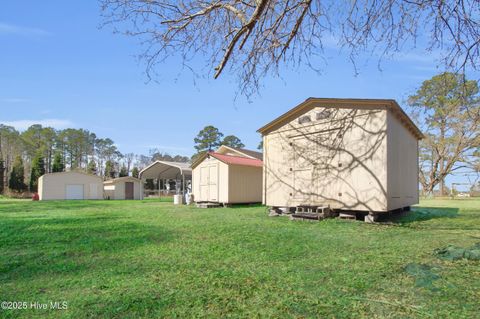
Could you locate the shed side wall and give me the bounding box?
[227,165,263,203]
[386,111,419,209]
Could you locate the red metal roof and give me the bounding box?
[210,152,263,167]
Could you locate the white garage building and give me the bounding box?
[38,171,104,200]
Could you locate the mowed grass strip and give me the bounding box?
[0,198,479,318]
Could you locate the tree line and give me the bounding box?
[2,72,478,196]
[0,125,188,194]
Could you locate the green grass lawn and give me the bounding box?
[0,198,479,318]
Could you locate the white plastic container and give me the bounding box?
[173,194,183,205]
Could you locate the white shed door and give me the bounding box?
[66,184,84,200]
[208,165,218,201]
[200,166,209,201]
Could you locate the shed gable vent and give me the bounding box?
[316,109,332,120]
[298,115,311,124]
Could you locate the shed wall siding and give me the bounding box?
[218,162,229,202]
[264,106,388,211]
[228,165,263,203]
[387,111,419,209]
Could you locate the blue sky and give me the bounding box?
[0,2,476,189]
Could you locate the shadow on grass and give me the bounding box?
[398,206,459,224]
[0,200,128,214]
[0,214,175,283]
[227,203,266,209]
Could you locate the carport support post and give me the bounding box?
[182,173,186,198]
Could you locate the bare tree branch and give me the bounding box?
[101,0,480,97]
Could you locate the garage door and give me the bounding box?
[66,184,84,200]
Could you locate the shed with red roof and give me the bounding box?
[191,145,263,204]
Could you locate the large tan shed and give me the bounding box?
[38,171,104,200]
[104,177,143,200]
[192,146,263,204]
[258,98,423,213]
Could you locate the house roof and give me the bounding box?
[218,145,263,160]
[104,176,141,184]
[257,97,424,139]
[39,170,103,181]
[210,152,263,167]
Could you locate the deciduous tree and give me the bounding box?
[409,72,480,195]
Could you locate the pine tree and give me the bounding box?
[192,125,224,161]
[87,160,97,175]
[52,152,64,173]
[29,152,46,192]
[9,156,26,192]
[194,125,223,153]
[119,165,128,177]
[131,167,139,178]
[221,135,245,149]
[104,160,116,179]
[257,140,263,151]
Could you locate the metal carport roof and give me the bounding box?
[138,161,192,180]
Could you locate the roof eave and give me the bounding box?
[257,97,424,140]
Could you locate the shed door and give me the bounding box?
[125,182,134,200]
[313,130,342,203]
[208,164,218,201]
[66,184,84,200]
[291,136,314,201]
[200,166,209,201]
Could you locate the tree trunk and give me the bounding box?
[0,160,4,194]
[439,160,446,195]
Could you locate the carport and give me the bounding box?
[139,161,192,199]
